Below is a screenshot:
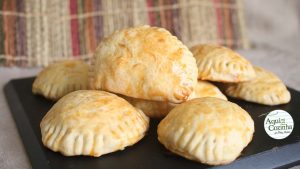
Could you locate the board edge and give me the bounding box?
[3,80,51,169]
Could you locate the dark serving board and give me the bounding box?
[3,77,300,169]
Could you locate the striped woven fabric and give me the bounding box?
[0,0,248,67]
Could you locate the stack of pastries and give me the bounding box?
[33,25,291,165]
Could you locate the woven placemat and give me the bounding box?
[0,0,249,67]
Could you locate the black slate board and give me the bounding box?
[4,77,300,169]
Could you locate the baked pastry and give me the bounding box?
[188,80,227,100]
[122,80,227,118]
[221,66,291,105]
[121,96,174,119]
[157,97,254,165]
[190,44,255,82]
[89,25,198,103]
[32,60,89,100]
[40,90,149,157]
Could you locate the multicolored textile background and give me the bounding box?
[0,0,248,67]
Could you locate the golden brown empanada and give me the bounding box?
[221,66,291,105]
[121,96,173,119]
[40,90,149,157]
[32,60,89,100]
[190,44,255,82]
[89,25,198,103]
[188,80,227,100]
[121,80,227,118]
[158,97,254,165]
